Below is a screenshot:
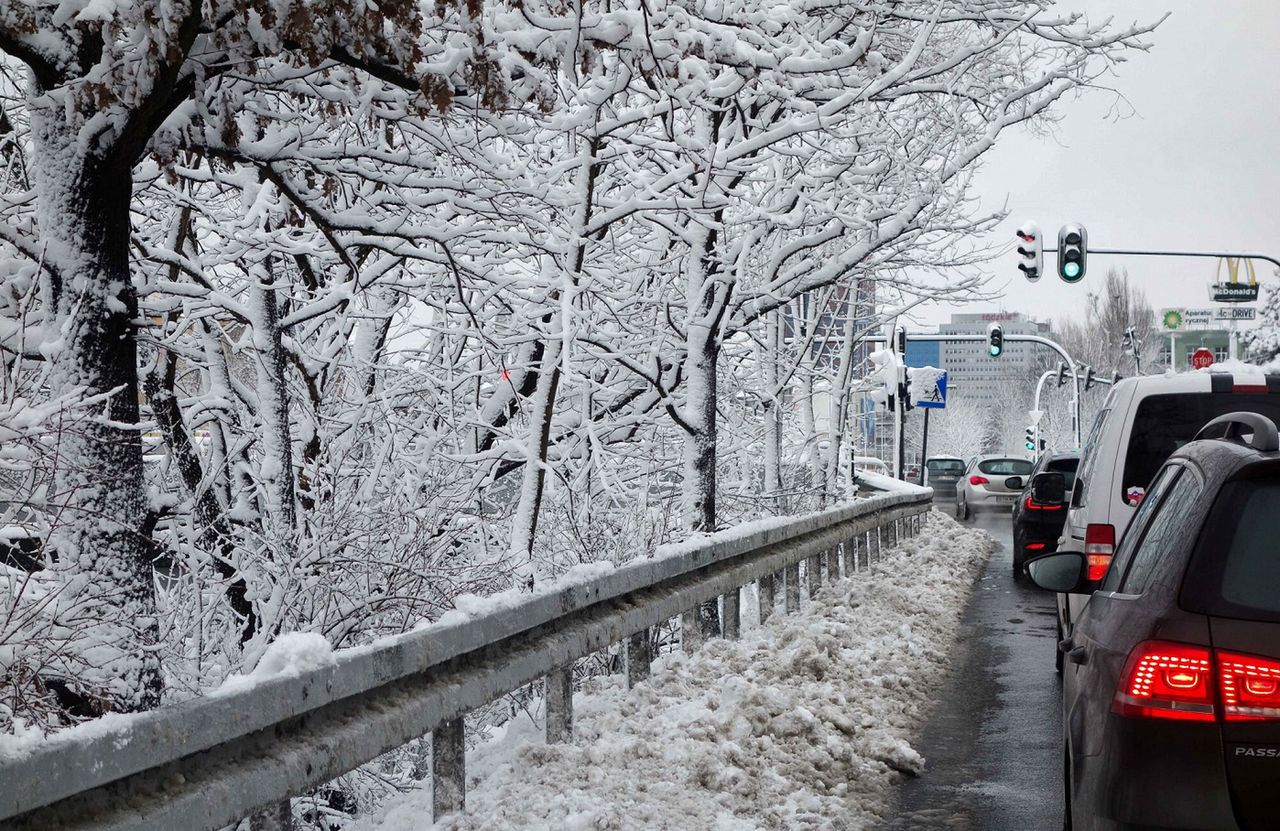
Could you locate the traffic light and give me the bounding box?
[1057,223,1088,283]
[1083,365,1097,391]
[868,348,899,412]
[1121,328,1134,354]
[1055,361,1070,387]
[1015,221,1043,281]
[987,323,1004,358]
[1024,425,1036,452]
[895,326,907,356]
[1110,370,1122,386]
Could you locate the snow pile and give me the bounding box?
[853,470,929,496]
[355,511,992,831]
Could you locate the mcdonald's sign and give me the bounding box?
[1209,257,1260,303]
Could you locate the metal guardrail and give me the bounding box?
[0,489,932,831]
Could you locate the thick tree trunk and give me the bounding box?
[34,117,161,712]
[762,313,783,515]
[251,265,297,534]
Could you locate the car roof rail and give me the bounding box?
[1194,411,1280,452]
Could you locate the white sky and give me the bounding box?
[908,1,1280,330]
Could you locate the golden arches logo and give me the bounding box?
[1216,256,1258,286]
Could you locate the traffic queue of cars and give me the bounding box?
[1011,368,1280,831]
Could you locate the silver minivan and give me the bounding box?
[1050,368,1280,668]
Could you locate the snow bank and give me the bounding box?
[854,469,930,496]
[213,631,337,697]
[355,511,993,831]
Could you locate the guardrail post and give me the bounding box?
[824,548,838,585]
[432,718,466,821]
[681,607,702,653]
[249,802,292,831]
[722,588,741,639]
[806,553,821,599]
[625,629,652,687]
[546,666,573,743]
[870,525,881,563]
[785,561,800,612]
[758,573,776,623]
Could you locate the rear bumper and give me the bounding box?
[1074,715,1238,830]
[967,490,1019,510]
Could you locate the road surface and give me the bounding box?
[878,509,1063,830]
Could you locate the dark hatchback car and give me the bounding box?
[1009,451,1079,580]
[924,456,964,500]
[1027,412,1280,831]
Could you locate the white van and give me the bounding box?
[1052,366,1280,661]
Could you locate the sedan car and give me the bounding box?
[1027,411,1280,830]
[1009,451,1079,580]
[955,455,1033,519]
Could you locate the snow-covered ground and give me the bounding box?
[355,510,993,831]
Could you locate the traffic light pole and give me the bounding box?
[1084,248,1280,270]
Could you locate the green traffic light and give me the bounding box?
[1062,261,1081,279]
[1025,442,1035,451]
[989,345,1001,357]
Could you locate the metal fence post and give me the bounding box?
[625,629,652,688]
[870,525,882,563]
[699,598,721,639]
[806,553,821,599]
[681,608,702,653]
[722,587,741,639]
[545,666,573,744]
[785,561,800,612]
[249,802,292,831]
[758,573,776,623]
[824,548,838,585]
[432,718,466,821]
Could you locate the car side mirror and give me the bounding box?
[1004,476,1024,490]
[1026,551,1089,593]
[1030,472,1067,504]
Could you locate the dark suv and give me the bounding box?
[1009,451,1079,580]
[1027,412,1280,831]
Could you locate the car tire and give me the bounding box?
[961,500,970,521]
[1012,545,1024,582]
[955,498,963,519]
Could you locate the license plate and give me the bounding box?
[997,495,1017,503]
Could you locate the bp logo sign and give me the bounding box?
[1162,310,1183,331]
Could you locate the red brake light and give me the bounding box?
[1218,651,1280,721]
[1113,641,1216,722]
[1024,495,1063,511]
[1083,523,1115,581]
[1026,542,1046,551]
[969,475,989,486]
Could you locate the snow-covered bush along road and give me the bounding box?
[358,511,994,831]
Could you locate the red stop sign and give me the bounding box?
[1191,347,1215,370]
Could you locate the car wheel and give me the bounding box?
[1012,541,1024,582]
[954,498,963,519]
[961,499,970,521]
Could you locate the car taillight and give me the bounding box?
[1083,523,1115,581]
[969,475,989,486]
[1113,641,1216,722]
[1218,651,1280,722]
[1024,495,1064,511]
[1026,542,1046,551]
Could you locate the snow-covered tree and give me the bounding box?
[1244,282,1280,364]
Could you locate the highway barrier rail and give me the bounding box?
[0,488,931,831]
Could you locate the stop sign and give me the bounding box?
[1191,347,1215,370]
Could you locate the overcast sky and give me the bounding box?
[908,1,1280,330]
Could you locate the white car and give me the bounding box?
[954,454,1033,519]
[1051,366,1280,669]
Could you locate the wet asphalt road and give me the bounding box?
[878,508,1063,831]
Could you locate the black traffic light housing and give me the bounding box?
[1024,425,1036,452]
[987,323,1004,358]
[1016,221,1043,282]
[1083,365,1097,391]
[1055,362,1070,387]
[1057,223,1088,283]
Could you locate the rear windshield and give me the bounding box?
[1047,457,1080,490]
[978,458,1033,476]
[1122,393,1280,506]
[926,460,964,474]
[1184,477,1280,622]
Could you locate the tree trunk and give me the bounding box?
[251,263,297,534]
[35,116,161,712]
[509,337,563,590]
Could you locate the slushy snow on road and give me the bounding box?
[357,510,993,830]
